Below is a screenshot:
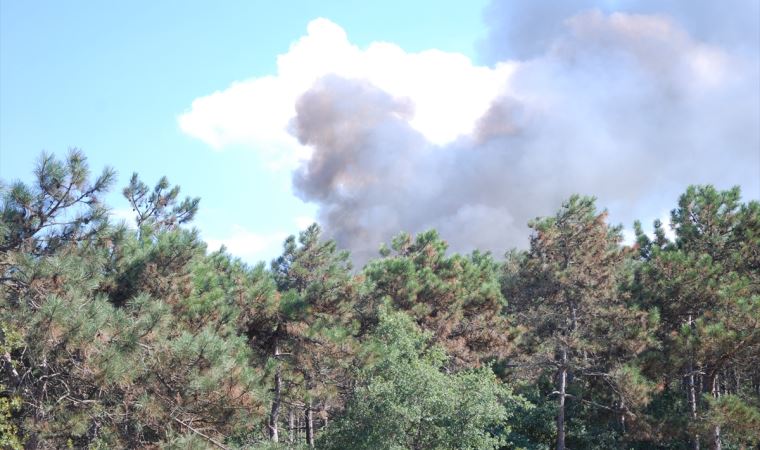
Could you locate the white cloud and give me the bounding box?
[110,208,137,229]
[294,215,316,230]
[178,18,516,164]
[204,225,287,263]
[178,15,734,168]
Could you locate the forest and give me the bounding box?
[1,150,758,449]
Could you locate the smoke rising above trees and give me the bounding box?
[180,1,759,263]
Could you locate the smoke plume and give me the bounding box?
[288,5,758,263]
[181,2,760,264]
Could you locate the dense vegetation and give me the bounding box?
[1,150,758,449]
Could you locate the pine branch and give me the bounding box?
[172,416,230,450]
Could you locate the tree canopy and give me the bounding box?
[1,151,758,449]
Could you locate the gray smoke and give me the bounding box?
[290,2,760,264]
[482,0,760,60]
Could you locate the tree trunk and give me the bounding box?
[711,374,722,450]
[557,348,568,450]
[269,365,281,442]
[269,343,282,442]
[306,399,315,448]
[688,366,700,450]
[305,372,315,448]
[619,398,626,434]
[556,304,577,450]
[1,353,20,386]
[687,316,700,450]
[289,407,295,445]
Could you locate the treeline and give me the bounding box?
[1,150,758,449]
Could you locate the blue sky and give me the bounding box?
[2,1,758,264]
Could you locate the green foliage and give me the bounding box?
[704,395,760,447]
[318,310,519,450]
[0,149,115,256]
[504,195,658,449]
[2,151,758,449]
[363,230,512,367]
[631,185,760,448]
[0,153,272,448]
[502,378,556,450]
[0,324,24,450]
[257,224,359,444]
[0,395,23,450]
[122,172,200,232]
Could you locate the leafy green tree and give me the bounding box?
[318,309,521,450]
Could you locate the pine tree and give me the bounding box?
[122,172,199,234]
[0,149,115,258]
[0,152,270,448]
[634,186,760,449]
[505,196,654,450]
[3,150,758,449]
[361,230,513,368]
[261,224,358,446]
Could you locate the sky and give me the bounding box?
[2,1,758,265]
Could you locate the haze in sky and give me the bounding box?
[2,0,758,264]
